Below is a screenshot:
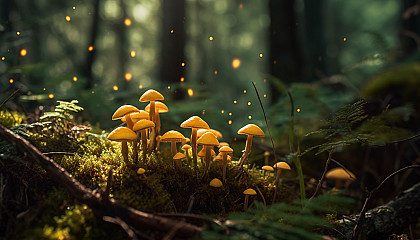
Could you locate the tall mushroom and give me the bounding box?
[181,144,192,164]
[326,167,355,190]
[133,119,155,164]
[126,111,150,162]
[160,130,185,157]
[180,116,210,171]
[145,101,168,136]
[219,146,233,184]
[237,124,265,167]
[112,105,140,161]
[107,127,138,166]
[173,152,186,169]
[197,132,219,177]
[139,89,164,152]
[273,162,291,187]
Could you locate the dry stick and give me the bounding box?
[352,165,420,240]
[0,87,21,109]
[0,124,201,238]
[42,152,76,156]
[103,216,139,240]
[330,158,359,182]
[308,148,334,202]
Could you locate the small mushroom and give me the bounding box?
[197,132,219,177]
[133,119,155,164]
[122,110,149,124]
[112,105,140,130]
[197,128,223,139]
[137,168,147,179]
[264,151,270,165]
[145,101,168,136]
[273,162,291,187]
[160,130,185,157]
[181,144,192,164]
[107,127,138,166]
[209,178,223,188]
[180,116,210,171]
[237,124,265,167]
[139,89,164,151]
[219,146,233,184]
[243,188,257,211]
[173,152,186,169]
[262,165,274,178]
[325,167,355,190]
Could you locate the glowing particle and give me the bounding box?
[343,37,347,42]
[124,72,132,81]
[16,31,21,36]
[202,110,205,115]
[20,49,27,56]
[233,100,237,104]
[88,46,94,51]
[214,70,218,75]
[180,77,185,82]
[228,112,232,116]
[138,84,143,89]
[73,76,78,82]
[9,79,13,84]
[181,62,185,67]
[209,36,214,41]
[263,94,267,98]
[113,85,118,91]
[91,91,94,94]
[221,110,225,114]
[170,29,174,34]
[232,58,241,69]
[167,86,171,89]
[248,115,252,119]
[187,88,193,96]
[228,120,232,125]
[259,53,263,58]
[48,94,54,99]
[247,101,251,106]
[43,88,46,91]
[73,6,76,10]
[243,90,247,94]
[124,18,132,26]
[264,79,267,83]
[296,108,301,113]
[239,3,243,8]
[1,57,5,61]
[65,16,71,22]
[130,50,136,57]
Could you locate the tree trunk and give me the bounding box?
[160,0,186,99]
[84,0,100,89]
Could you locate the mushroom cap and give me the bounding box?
[181,144,191,150]
[237,124,265,137]
[139,89,164,102]
[180,116,210,129]
[214,154,223,160]
[160,130,185,142]
[262,165,274,171]
[273,162,291,170]
[137,168,146,175]
[123,110,149,122]
[173,152,186,160]
[198,147,216,157]
[326,168,355,181]
[107,127,138,141]
[145,101,168,113]
[197,132,219,146]
[219,146,233,154]
[133,119,155,132]
[209,178,223,187]
[218,142,230,148]
[197,128,223,139]
[243,188,257,195]
[264,151,270,157]
[112,105,140,120]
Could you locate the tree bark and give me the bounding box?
[338,182,420,239]
[0,124,201,238]
[84,0,100,89]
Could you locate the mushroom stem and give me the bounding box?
[204,146,212,176]
[191,128,198,171]
[171,141,177,157]
[185,150,191,164]
[222,153,228,184]
[141,130,147,164]
[133,133,139,164]
[237,135,253,167]
[274,169,283,187]
[244,195,250,211]
[149,101,155,123]
[121,141,130,165]
[335,180,343,190]
[155,112,161,135]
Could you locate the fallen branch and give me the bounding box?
[0,124,201,238]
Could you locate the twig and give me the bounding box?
[0,124,202,237]
[163,221,185,240]
[255,185,267,206]
[389,132,420,144]
[309,148,334,201]
[103,216,138,240]
[330,158,359,182]
[0,87,21,109]
[352,165,420,240]
[42,152,75,156]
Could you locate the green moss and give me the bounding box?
[0,110,26,128]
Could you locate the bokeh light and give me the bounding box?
[20,49,27,56]
[65,16,71,22]
[125,72,132,81]
[124,18,132,26]
[232,58,241,69]
[187,88,193,96]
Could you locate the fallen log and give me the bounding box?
[0,124,201,238]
